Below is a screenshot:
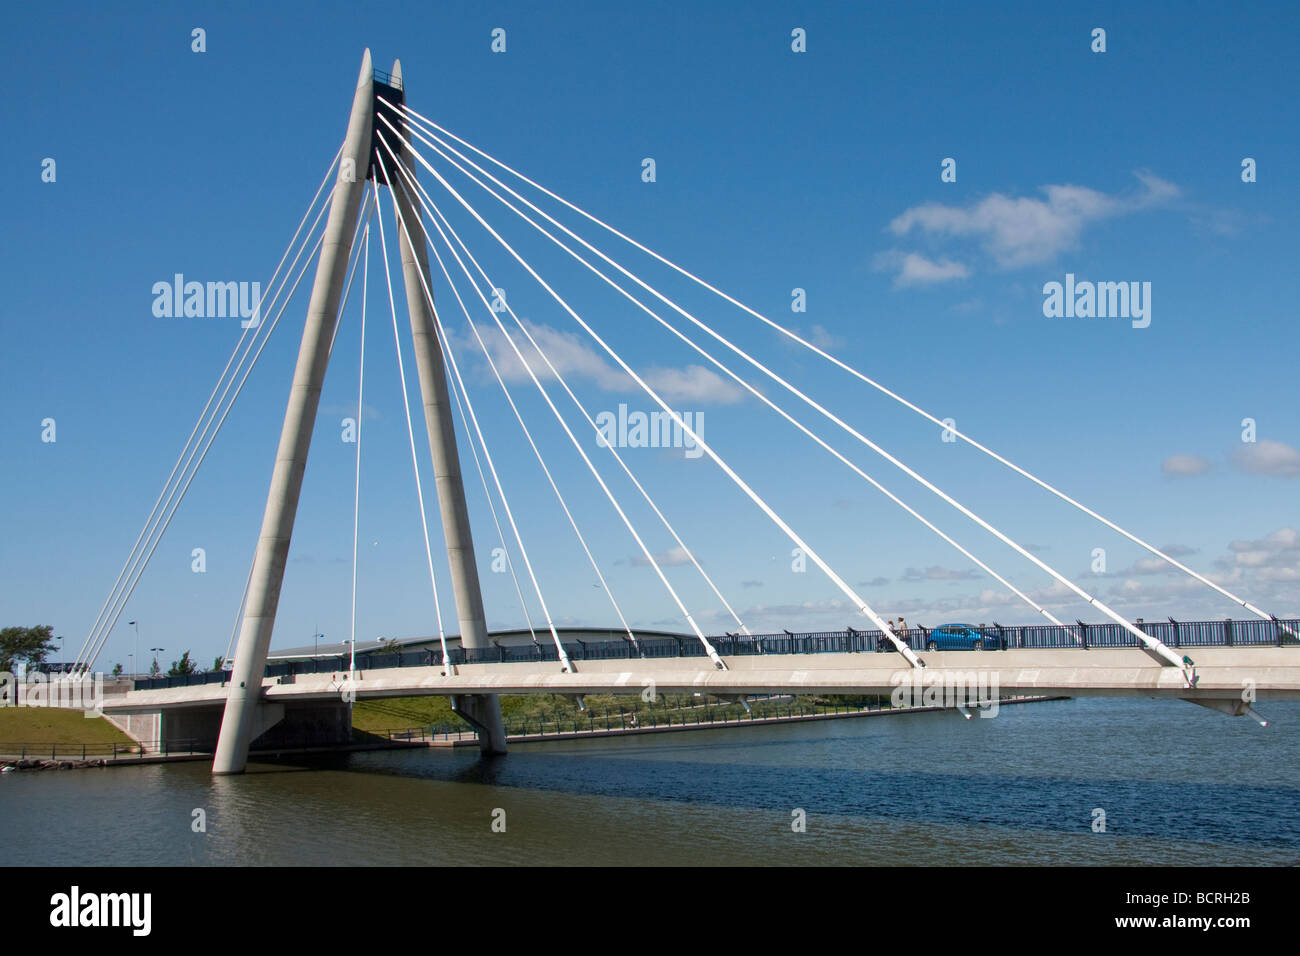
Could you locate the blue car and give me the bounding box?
[926,623,1001,651]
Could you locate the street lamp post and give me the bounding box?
[150,647,165,677]
[128,621,140,678]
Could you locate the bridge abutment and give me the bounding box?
[114,700,351,754]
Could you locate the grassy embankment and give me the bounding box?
[0,708,135,747]
[351,692,895,735]
[0,694,914,746]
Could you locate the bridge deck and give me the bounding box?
[105,646,1300,713]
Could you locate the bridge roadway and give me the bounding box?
[91,645,1297,754]
[108,645,1300,711]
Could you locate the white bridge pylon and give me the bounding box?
[211,51,510,773]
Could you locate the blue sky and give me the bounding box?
[2,1,1297,670]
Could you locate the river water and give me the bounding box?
[3,698,1297,866]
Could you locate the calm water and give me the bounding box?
[3,698,1298,866]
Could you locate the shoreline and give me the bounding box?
[0,696,1067,769]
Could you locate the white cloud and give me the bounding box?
[1233,440,1300,478]
[887,170,1179,270]
[901,565,982,582]
[1224,529,1300,581]
[692,528,1298,634]
[464,320,625,390]
[641,365,745,405]
[1161,454,1212,477]
[875,250,971,287]
[1129,557,1175,576]
[1108,527,1300,613]
[459,320,744,405]
[807,325,843,349]
[1259,567,1300,583]
[785,324,845,349]
[1230,527,1298,552]
[628,545,693,568]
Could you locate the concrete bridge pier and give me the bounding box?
[449,695,508,753]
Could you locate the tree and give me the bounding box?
[112,662,123,677]
[149,658,160,677]
[168,651,197,677]
[212,655,226,672]
[0,625,57,673]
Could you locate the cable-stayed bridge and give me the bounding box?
[68,52,1298,773]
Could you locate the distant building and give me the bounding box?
[267,626,695,662]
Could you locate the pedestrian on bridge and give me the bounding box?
[877,620,896,652]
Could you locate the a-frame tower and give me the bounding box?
[213,50,506,774]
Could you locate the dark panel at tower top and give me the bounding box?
[369,70,405,184]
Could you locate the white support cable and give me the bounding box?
[81,223,331,671]
[440,326,541,648]
[372,178,453,675]
[387,116,1076,636]
[398,105,1276,626]
[85,181,376,673]
[83,180,339,672]
[431,251,632,652]
[379,136,729,665]
[234,186,376,671]
[419,174,639,650]
[84,187,345,673]
[85,228,330,673]
[75,154,342,671]
[222,553,255,668]
[329,186,379,357]
[408,178,541,647]
[348,222,370,679]
[342,188,379,676]
[119,184,377,681]
[428,246,607,651]
[377,135,895,669]
[402,135,1178,668]
[377,121,750,641]
[376,147,574,673]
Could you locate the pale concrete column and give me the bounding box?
[388,58,506,755]
[213,51,376,774]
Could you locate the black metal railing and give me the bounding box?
[130,618,1299,689]
[0,737,215,760]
